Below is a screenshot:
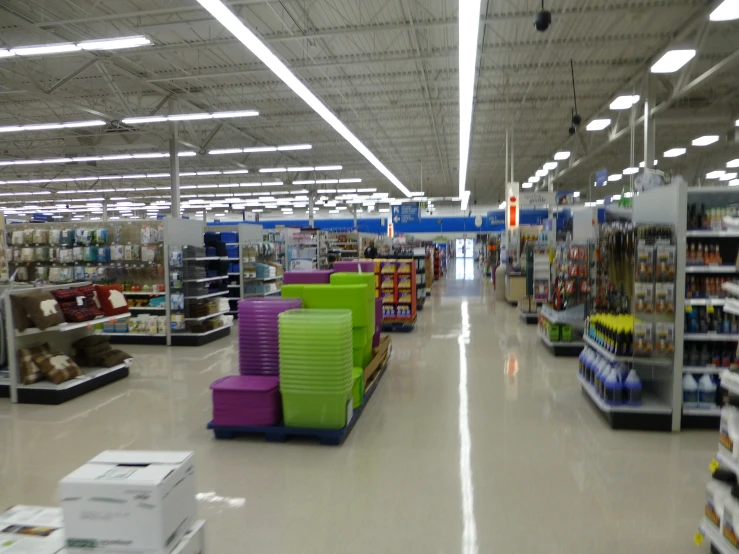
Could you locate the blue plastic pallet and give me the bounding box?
[382,315,416,332]
[206,356,390,446]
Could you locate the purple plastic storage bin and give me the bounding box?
[238,297,302,376]
[332,260,375,273]
[211,375,281,427]
[283,270,334,285]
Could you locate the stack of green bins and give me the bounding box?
[280,284,372,367]
[329,272,375,368]
[278,309,354,429]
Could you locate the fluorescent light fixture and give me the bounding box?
[535,169,547,177]
[574,191,580,198]
[261,181,283,187]
[727,159,739,168]
[379,208,390,213]
[553,151,570,161]
[623,167,639,175]
[609,95,640,110]
[458,0,482,199]
[710,1,739,21]
[719,172,738,181]
[586,119,611,131]
[223,169,249,174]
[522,183,533,189]
[122,110,257,125]
[663,147,686,158]
[596,199,605,205]
[0,150,194,167]
[0,50,15,58]
[639,160,659,167]
[242,146,278,153]
[314,165,342,171]
[543,162,558,170]
[608,174,623,182]
[498,201,506,209]
[528,176,540,183]
[277,144,312,151]
[288,167,314,172]
[292,180,315,185]
[611,194,622,201]
[78,36,151,50]
[692,135,719,146]
[259,168,286,173]
[12,43,81,56]
[706,171,725,179]
[651,49,696,73]
[338,178,362,184]
[0,119,106,133]
[316,179,339,184]
[195,0,411,197]
[209,148,243,155]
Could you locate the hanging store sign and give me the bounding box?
[505,182,520,230]
[595,168,608,187]
[391,204,421,225]
[520,192,555,207]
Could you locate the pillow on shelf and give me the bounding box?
[21,291,66,330]
[17,344,50,384]
[52,285,105,322]
[10,293,33,332]
[33,352,81,384]
[94,285,130,317]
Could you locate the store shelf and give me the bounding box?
[15,362,131,405]
[717,450,739,475]
[184,290,230,300]
[243,290,281,298]
[583,336,632,363]
[683,365,723,374]
[578,374,671,415]
[16,313,132,337]
[684,333,739,341]
[682,406,721,417]
[221,257,240,261]
[519,309,538,324]
[183,256,221,261]
[227,272,241,276]
[182,275,228,283]
[686,265,739,274]
[122,291,166,296]
[183,311,228,322]
[540,304,585,325]
[172,323,233,337]
[227,284,240,289]
[725,299,739,317]
[244,276,282,282]
[685,298,727,306]
[106,332,166,337]
[698,518,733,554]
[128,306,166,312]
[686,230,739,238]
[538,330,584,356]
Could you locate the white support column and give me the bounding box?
[308,193,315,227]
[102,202,108,222]
[644,73,656,169]
[353,207,358,229]
[169,99,180,218]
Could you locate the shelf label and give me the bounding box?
[694,530,703,546]
[710,458,720,473]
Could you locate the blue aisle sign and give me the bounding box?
[487,210,505,226]
[595,168,608,187]
[392,204,420,226]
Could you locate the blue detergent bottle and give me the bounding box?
[604,367,623,405]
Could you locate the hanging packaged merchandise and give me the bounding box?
[142,246,158,263]
[32,228,48,245]
[98,247,111,263]
[34,265,48,281]
[59,248,73,264]
[49,229,61,246]
[58,267,73,282]
[723,486,739,548]
[48,266,62,283]
[20,247,34,262]
[95,228,108,245]
[34,246,49,262]
[23,228,33,245]
[72,246,83,262]
[636,244,654,281]
[49,247,59,263]
[11,230,24,246]
[655,283,675,314]
[169,248,183,268]
[110,245,124,261]
[15,266,29,281]
[720,397,739,455]
[654,322,675,356]
[634,283,654,314]
[73,265,86,282]
[705,468,737,530]
[633,321,653,356]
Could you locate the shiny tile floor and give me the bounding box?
[0,260,717,553]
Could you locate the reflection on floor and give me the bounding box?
[0,261,713,553]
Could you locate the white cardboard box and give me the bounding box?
[0,505,66,554]
[168,521,204,554]
[59,451,196,554]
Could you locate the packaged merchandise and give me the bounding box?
[721,398,739,457]
[111,245,124,261]
[654,283,674,314]
[0,505,66,554]
[624,370,642,406]
[636,244,654,281]
[723,486,739,548]
[654,322,675,356]
[633,322,653,356]
[705,468,737,529]
[682,373,699,409]
[634,283,654,314]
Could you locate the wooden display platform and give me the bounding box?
[382,315,417,332]
[206,341,391,446]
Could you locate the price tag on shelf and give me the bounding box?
[686,306,693,314]
[710,458,720,473]
[708,305,715,314]
[694,530,704,546]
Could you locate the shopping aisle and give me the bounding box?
[0,261,714,553]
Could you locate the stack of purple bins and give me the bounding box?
[209,297,302,428]
[238,297,303,375]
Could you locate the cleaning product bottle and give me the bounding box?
[683,373,699,409]
[578,349,587,377]
[706,468,738,530]
[604,367,623,405]
[698,374,718,408]
[624,370,642,406]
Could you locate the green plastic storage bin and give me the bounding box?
[281,389,352,429]
[352,367,364,408]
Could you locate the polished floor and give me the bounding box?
[0,260,716,553]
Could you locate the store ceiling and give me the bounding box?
[0,0,736,217]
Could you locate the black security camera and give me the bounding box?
[534,9,551,31]
[568,125,576,136]
[572,114,582,126]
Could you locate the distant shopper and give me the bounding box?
[364,240,378,259]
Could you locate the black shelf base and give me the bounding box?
[171,326,231,346]
[17,366,129,405]
[581,387,672,431]
[109,334,167,346]
[541,340,584,357]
